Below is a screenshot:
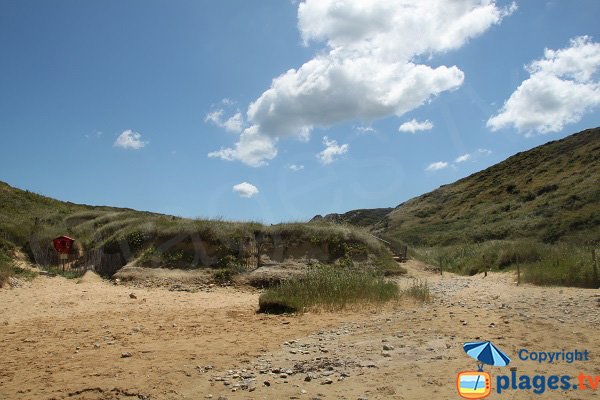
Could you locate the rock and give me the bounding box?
[121,352,133,358]
[129,293,137,299]
[382,345,394,351]
[305,373,318,382]
[263,380,271,387]
[321,378,333,385]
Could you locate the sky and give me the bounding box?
[0,0,599,224]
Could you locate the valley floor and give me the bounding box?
[0,261,599,399]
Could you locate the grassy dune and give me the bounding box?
[0,181,398,281]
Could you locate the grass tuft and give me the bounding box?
[403,279,431,302]
[258,265,399,314]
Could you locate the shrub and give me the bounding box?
[523,245,599,288]
[258,265,399,313]
[212,255,246,284]
[403,279,431,302]
[536,184,559,196]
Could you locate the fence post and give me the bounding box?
[517,257,520,286]
[439,256,443,276]
[593,249,598,287]
[483,255,487,278]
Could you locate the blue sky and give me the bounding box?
[1,0,599,223]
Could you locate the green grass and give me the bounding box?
[0,181,396,274]
[522,245,599,288]
[0,239,38,286]
[412,240,599,288]
[258,265,400,313]
[404,279,431,302]
[371,128,600,246]
[46,266,86,279]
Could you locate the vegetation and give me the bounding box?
[374,128,600,246]
[310,207,393,227]
[315,127,600,287]
[404,279,431,302]
[0,181,396,278]
[412,240,599,288]
[258,265,400,313]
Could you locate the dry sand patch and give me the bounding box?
[1,261,598,399]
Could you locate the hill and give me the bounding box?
[314,127,600,286]
[0,181,398,286]
[310,207,393,227]
[315,127,599,246]
[377,127,600,246]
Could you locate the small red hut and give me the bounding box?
[53,235,75,255]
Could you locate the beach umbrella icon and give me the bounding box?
[463,341,511,371]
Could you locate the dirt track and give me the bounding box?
[1,261,599,399]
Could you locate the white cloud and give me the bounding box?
[210,0,515,166]
[398,119,434,133]
[425,161,449,171]
[289,164,305,171]
[478,148,492,155]
[204,109,244,133]
[317,136,349,165]
[114,130,147,150]
[232,182,259,198]
[356,125,376,134]
[487,36,600,135]
[223,112,243,133]
[455,153,471,163]
[208,125,277,167]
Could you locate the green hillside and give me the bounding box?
[377,127,600,246]
[316,127,600,287]
[310,208,393,227]
[0,181,397,284]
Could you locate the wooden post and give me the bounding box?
[593,249,598,286]
[439,256,443,276]
[483,255,487,277]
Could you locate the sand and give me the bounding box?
[0,260,598,399]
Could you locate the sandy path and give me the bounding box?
[1,262,599,399]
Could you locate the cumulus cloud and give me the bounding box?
[114,130,147,150]
[487,36,600,135]
[425,161,449,171]
[210,0,515,166]
[455,153,471,163]
[204,109,244,133]
[289,164,305,171]
[232,182,259,198]
[208,126,277,167]
[317,136,349,165]
[398,119,434,133]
